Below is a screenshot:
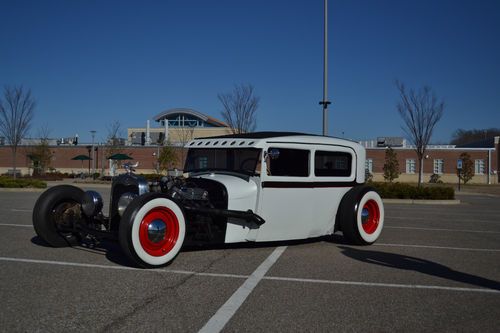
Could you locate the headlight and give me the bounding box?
[82,191,104,217]
[117,192,138,216]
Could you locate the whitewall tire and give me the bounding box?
[338,186,384,245]
[119,193,186,268]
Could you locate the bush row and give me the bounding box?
[0,176,47,189]
[370,182,455,200]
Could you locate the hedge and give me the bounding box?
[370,182,455,200]
[0,176,47,189]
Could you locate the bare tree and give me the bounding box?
[28,125,53,176]
[396,80,444,186]
[0,86,35,178]
[218,84,259,134]
[177,125,195,166]
[104,121,125,174]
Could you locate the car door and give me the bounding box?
[254,146,314,241]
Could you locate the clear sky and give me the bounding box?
[1,0,499,144]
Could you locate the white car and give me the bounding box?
[33,132,384,268]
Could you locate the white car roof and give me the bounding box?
[186,132,363,151]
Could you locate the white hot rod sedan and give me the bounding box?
[33,132,384,268]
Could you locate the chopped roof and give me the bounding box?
[199,131,319,140]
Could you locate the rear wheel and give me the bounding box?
[119,193,186,268]
[338,186,384,245]
[32,185,84,247]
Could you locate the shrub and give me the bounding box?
[0,176,47,188]
[370,182,454,200]
[429,173,443,184]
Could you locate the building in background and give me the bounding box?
[127,108,232,146]
[362,136,499,184]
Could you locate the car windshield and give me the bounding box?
[184,148,262,176]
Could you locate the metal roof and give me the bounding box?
[152,108,228,127]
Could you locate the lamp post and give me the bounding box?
[90,130,96,179]
[319,0,331,136]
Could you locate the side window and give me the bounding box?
[267,148,309,177]
[315,151,352,177]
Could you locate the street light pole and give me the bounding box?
[90,130,96,179]
[319,0,331,136]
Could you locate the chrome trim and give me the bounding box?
[147,220,166,243]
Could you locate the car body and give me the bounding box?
[33,132,384,268]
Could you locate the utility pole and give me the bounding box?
[90,130,96,179]
[319,0,331,136]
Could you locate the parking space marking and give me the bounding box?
[0,256,250,279]
[385,226,500,234]
[387,215,499,224]
[198,246,287,333]
[375,243,500,252]
[1,253,498,297]
[263,276,500,294]
[11,209,32,212]
[0,223,32,228]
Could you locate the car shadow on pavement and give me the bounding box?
[30,236,137,268]
[337,246,500,291]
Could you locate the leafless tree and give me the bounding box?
[396,80,444,186]
[105,121,125,173]
[176,125,195,167]
[0,86,35,178]
[28,125,53,176]
[218,84,259,134]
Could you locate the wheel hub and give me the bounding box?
[147,219,166,243]
[361,199,380,234]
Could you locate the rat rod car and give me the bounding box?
[33,132,384,268]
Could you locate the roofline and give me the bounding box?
[152,108,229,127]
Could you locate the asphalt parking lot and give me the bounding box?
[0,185,499,332]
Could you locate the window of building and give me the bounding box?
[475,159,485,175]
[315,151,352,177]
[433,159,444,174]
[365,159,373,174]
[268,148,310,177]
[406,159,416,174]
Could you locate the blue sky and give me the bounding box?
[1,0,499,144]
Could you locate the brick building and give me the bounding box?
[364,136,499,184]
[1,134,498,184]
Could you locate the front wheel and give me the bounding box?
[338,186,384,245]
[32,185,84,247]
[119,193,186,268]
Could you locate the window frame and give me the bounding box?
[314,150,353,177]
[406,159,416,174]
[474,159,485,175]
[433,159,444,175]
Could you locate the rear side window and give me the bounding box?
[268,148,309,177]
[315,151,352,177]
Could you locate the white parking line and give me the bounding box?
[386,215,499,224]
[374,243,500,252]
[263,276,500,294]
[198,246,287,333]
[0,223,33,228]
[11,209,32,212]
[385,226,500,234]
[1,254,498,297]
[0,256,249,279]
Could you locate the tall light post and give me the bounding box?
[90,130,96,179]
[319,0,331,136]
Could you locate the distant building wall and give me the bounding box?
[2,137,498,183]
[365,146,498,184]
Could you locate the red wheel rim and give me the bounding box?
[361,199,380,234]
[139,207,179,257]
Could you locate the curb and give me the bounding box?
[383,199,461,205]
